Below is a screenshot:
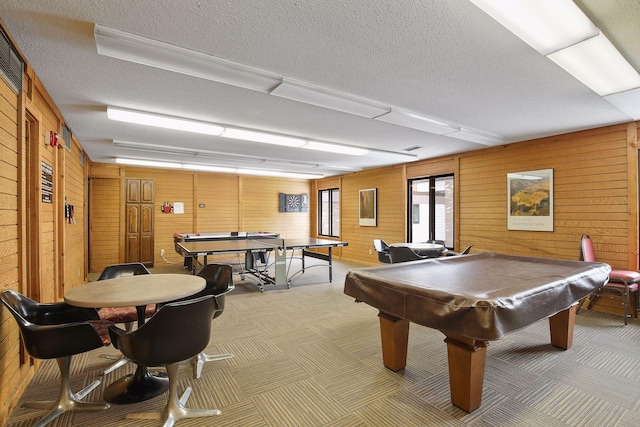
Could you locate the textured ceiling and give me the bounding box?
[2,0,639,177]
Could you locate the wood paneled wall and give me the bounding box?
[88,166,311,270]
[63,136,87,291]
[458,124,638,266]
[0,58,21,426]
[330,123,638,273]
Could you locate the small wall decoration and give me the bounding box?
[279,193,308,212]
[359,188,377,226]
[507,169,553,231]
[41,161,53,203]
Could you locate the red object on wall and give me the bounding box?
[49,131,60,147]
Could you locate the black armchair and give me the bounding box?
[96,262,154,375]
[1,289,111,427]
[373,239,391,264]
[109,294,221,426]
[388,246,429,263]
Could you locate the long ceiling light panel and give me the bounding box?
[469,0,640,121]
[95,24,279,92]
[468,0,598,56]
[115,157,323,179]
[270,78,389,118]
[547,33,640,96]
[107,106,376,155]
[107,106,224,135]
[221,128,307,147]
[374,109,460,135]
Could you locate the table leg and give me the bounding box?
[549,304,576,350]
[378,312,409,371]
[443,332,488,413]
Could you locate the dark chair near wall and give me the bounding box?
[579,234,640,324]
[388,245,430,263]
[109,294,221,427]
[96,262,155,375]
[373,239,391,264]
[0,289,111,427]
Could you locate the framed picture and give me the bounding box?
[507,169,553,231]
[359,188,377,226]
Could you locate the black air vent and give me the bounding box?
[0,29,23,94]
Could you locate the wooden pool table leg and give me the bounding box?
[443,332,488,413]
[378,312,409,371]
[548,304,577,350]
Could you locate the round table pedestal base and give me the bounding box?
[104,367,168,404]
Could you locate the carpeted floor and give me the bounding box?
[5,257,640,426]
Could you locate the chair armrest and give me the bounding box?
[37,303,101,324]
[108,324,128,350]
[26,321,106,359]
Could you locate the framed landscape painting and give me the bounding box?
[359,188,377,226]
[507,169,553,231]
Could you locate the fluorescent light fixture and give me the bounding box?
[95,24,279,92]
[446,128,505,146]
[115,157,322,178]
[270,78,389,118]
[548,33,640,96]
[115,158,182,168]
[182,164,237,173]
[107,106,225,135]
[604,88,640,120]
[221,128,306,147]
[237,168,322,179]
[113,140,199,156]
[374,109,459,135]
[469,0,598,56]
[304,141,370,156]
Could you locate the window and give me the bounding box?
[408,175,454,247]
[318,188,340,237]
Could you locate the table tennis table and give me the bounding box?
[173,231,279,270]
[174,237,348,291]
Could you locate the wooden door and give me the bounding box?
[125,178,154,266]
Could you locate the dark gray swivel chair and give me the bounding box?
[1,290,111,427]
[388,246,429,263]
[109,294,220,427]
[373,239,391,264]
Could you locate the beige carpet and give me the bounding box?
[5,257,640,426]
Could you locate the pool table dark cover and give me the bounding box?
[344,252,611,340]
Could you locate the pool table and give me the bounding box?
[344,252,610,412]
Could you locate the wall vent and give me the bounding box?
[62,123,72,151]
[0,28,23,94]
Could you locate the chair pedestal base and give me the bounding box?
[182,351,234,379]
[125,363,221,427]
[99,353,130,375]
[23,356,109,427]
[104,365,168,404]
